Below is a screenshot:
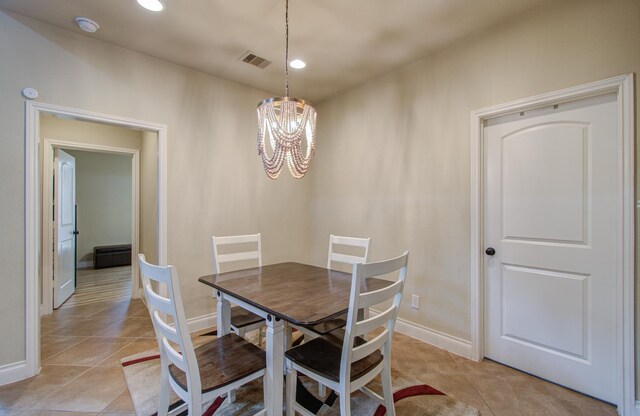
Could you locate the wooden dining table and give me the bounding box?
[198,262,392,416]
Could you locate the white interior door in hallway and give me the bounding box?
[54,148,76,308]
[483,93,618,403]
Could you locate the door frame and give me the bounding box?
[470,74,635,414]
[25,101,168,379]
[42,139,141,315]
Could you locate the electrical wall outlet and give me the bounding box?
[411,294,419,309]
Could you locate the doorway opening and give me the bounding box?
[42,136,140,314]
[24,101,167,381]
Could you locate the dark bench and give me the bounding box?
[93,244,132,269]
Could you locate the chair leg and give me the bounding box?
[157,365,171,416]
[381,360,395,416]
[318,383,326,398]
[189,391,202,416]
[263,375,269,414]
[227,389,236,404]
[286,365,297,416]
[285,325,293,350]
[338,388,351,416]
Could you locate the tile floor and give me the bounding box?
[0,297,618,416]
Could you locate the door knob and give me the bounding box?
[485,247,496,256]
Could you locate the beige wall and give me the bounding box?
[65,150,133,266]
[310,0,639,344]
[41,115,143,150]
[0,11,310,366]
[140,131,158,266]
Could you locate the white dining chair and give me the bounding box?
[293,235,372,396]
[212,233,265,344]
[285,251,409,416]
[296,235,372,337]
[137,254,267,416]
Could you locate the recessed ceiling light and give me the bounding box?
[137,0,165,12]
[289,59,306,69]
[74,17,100,33]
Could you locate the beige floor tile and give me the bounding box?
[95,338,159,367]
[0,409,23,416]
[0,365,89,409]
[101,391,135,413]
[390,333,463,375]
[43,337,135,367]
[97,300,148,321]
[30,367,126,412]
[41,315,125,337]
[44,300,119,320]
[15,412,97,416]
[451,355,531,378]
[408,372,494,416]
[40,336,88,360]
[94,318,155,338]
[98,413,136,416]
[469,373,616,416]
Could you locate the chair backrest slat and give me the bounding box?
[152,310,181,344]
[143,285,175,315]
[216,250,261,264]
[331,235,371,248]
[330,253,366,266]
[351,329,388,362]
[327,234,371,270]
[215,234,261,245]
[340,251,408,383]
[358,280,404,309]
[162,336,187,371]
[212,233,262,274]
[354,305,394,337]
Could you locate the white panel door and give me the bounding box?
[483,93,618,403]
[54,149,76,308]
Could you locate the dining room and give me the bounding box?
[0,0,638,415]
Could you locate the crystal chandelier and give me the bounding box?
[257,0,317,179]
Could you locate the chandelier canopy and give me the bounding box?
[257,0,317,179]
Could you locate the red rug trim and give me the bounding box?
[372,384,446,416]
[121,354,161,367]
[202,396,225,416]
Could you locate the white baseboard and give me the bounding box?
[0,361,28,386]
[186,313,217,333]
[371,309,472,359]
[76,261,93,269]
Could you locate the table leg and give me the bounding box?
[265,314,284,416]
[216,291,231,336]
[216,291,235,403]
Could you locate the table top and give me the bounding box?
[198,262,391,326]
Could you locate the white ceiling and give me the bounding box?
[0,0,552,102]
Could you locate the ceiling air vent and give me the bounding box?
[239,51,271,69]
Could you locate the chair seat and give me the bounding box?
[284,330,382,383]
[169,333,266,393]
[230,306,263,329]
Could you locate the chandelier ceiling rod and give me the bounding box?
[284,0,289,97]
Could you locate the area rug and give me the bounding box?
[121,332,479,415]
